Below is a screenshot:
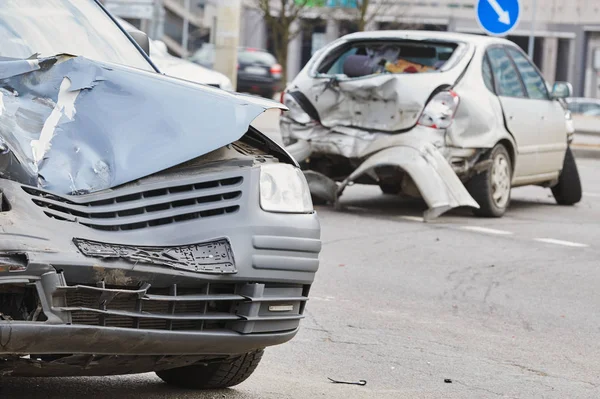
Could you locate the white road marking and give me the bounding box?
[400,216,425,223]
[534,238,588,248]
[460,226,513,235]
[584,192,600,198]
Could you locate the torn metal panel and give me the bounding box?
[0,55,286,194]
[337,142,479,220]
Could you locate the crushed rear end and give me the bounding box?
[280,33,482,219]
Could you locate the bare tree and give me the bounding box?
[331,0,392,32]
[255,0,317,81]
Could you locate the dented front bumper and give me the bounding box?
[0,164,321,358]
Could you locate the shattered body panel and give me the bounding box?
[281,31,565,219]
[0,55,286,194]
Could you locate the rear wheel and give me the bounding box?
[380,183,400,195]
[156,350,264,390]
[466,144,512,218]
[551,147,582,205]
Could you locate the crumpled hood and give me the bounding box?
[0,55,285,194]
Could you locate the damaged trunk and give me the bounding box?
[282,37,480,219]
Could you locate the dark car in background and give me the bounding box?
[191,45,283,99]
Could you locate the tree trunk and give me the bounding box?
[274,29,290,84]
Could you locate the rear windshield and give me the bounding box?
[317,40,458,78]
[238,50,277,65]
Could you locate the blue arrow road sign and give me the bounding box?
[476,0,521,36]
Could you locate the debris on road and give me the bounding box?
[327,377,367,386]
[444,379,453,384]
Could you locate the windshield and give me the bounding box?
[238,50,277,65]
[0,0,153,71]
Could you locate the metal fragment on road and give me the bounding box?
[327,377,367,386]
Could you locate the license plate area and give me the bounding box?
[245,66,268,75]
[73,238,237,274]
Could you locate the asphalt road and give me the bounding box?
[2,123,599,397]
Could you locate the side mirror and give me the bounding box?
[127,29,150,56]
[552,81,573,99]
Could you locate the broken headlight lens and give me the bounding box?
[418,90,460,129]
[282,92,312,124]
[260,164,313,213]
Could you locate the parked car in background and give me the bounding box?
[281,31,581,219]
[0,0,320,390]
[115,18,233,91]
[565,97,600,134]
[191,44,283,99]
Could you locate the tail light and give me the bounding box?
[282,92,312,124]
[417,90,460,129]
[270,63,282,78]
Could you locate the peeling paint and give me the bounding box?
[31,77,79,164]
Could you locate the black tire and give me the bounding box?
[551,147,582,205]
[156,350,264,390]
[380,184,400,195]
[466,144,512,218]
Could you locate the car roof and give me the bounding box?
[339,30,511,46]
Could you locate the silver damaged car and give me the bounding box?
[0,0,320,389]
[281,31,582,219]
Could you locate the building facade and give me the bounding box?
[238,0,600,98]
[104,0,600,98]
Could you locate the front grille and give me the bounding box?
[55,282,308,334]
[23,175,243,231]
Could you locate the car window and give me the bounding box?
[506,47,549,100]
[317,40,459,77]
[486,47,526,98]
[580,102,600,114]
[0,0,153,71]
[482,56,495,93]
[190,45,215,66]
[566,102,580,113]
[238,50,276,65]
[583,107,600,116]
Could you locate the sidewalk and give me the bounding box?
[572,132,600,159]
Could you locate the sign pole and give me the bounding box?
[527,0,537,58]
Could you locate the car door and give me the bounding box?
[505,47,567,174]
[486,47,539,178]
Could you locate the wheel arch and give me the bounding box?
[496,138,516,177]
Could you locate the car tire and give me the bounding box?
[380,184,400,195]
[551,147,582,206]
[156,350,264,389]
[467,144,512,218]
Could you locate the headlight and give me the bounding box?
[260,164,313,213]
